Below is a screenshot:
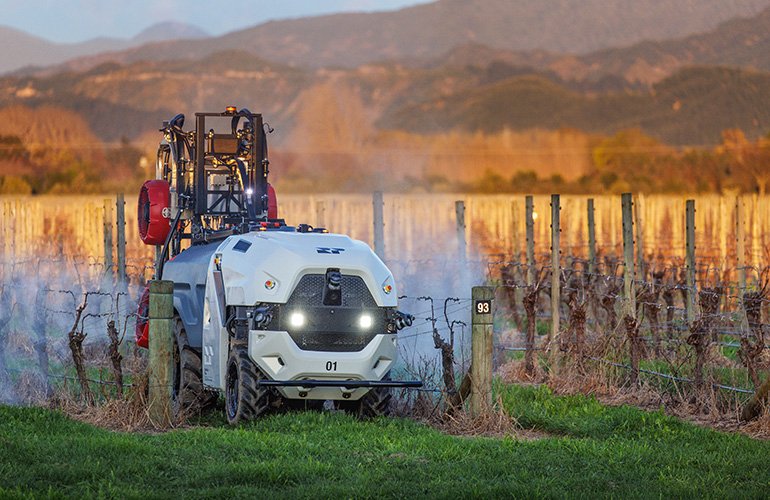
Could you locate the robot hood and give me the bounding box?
[212,231,398,307]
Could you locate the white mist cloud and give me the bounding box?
[0,257,140,406]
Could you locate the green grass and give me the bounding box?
[1,384,769,498]
[499,385,770,495]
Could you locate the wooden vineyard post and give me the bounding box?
[116,193,127,286]
[621,193,635,317]
[471,286,494,417]
[751,194,760,280]
[103,198,114,280]
[685,200,696,324]
[510,198,523,330]
[373,191,385,261]
[717,196,730,269]
[621,193,641,385]
[550,194,561,343]
[736,196,746,295]
[634,194,645,279]
[9,201,16,261]
[587,198,596,276]
[510,199,520,263]
[1,202,9,279]
[316,200,326,229]
[525,195,535,286]
[148,280,174,427]
[456,200,468,288]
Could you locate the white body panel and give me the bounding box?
[248,331,397,400]
[221,231,396,307]
[200,230,398,395]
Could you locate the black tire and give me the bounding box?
[340,374,392,418]
[172,318,216,418]
[225,345,272,424]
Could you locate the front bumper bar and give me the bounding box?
[255,379,423,389]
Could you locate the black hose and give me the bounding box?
[231,108,251,135]
[169,113,185,129]
[156,205,184,279]
[235,159,257,222]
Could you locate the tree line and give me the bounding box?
[1,104,769,195]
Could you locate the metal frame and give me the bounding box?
[157,108,271,259]
[193,110,268,220]
[254,379,423,389]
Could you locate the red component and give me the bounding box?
[267,183,278,219]
[138,180,171,245]
[135,284,150,349]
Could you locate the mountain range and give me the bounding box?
[15,0,767,75]
[428,4,770,86]
[0,22,208,74]
[4,47,769,146]
[380,65,770,145]
[3,0,770,148]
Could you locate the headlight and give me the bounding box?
[358,313,373,329]
[289,311,306,328]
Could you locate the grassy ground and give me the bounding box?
[1,384,769,498]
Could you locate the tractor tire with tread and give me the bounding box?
[172,318,217,418]
[225,344,272,424]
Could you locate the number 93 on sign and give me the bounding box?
[475,300,492,314]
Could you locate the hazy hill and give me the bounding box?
[0,22,208,75]
[381,66,770,145]
[426,5,770,86]
[4,43,769,147]
[576,6,770,85]
[0,50,572,142]
[47,0,770,72]
[0,51,309,141]
[131,22,208,44]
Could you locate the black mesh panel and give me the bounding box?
[286,275,378,308]
[281,274,386,352]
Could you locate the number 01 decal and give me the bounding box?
[325,361,338,371]
[475,300,492,314]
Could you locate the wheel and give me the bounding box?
[225,345,272,424]
[339,374,392,418]
[172,318,217,417]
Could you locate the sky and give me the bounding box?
[2,0,433,43]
